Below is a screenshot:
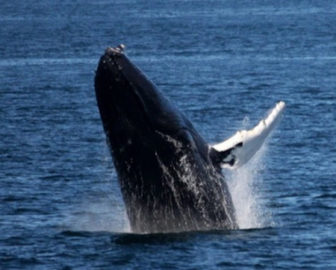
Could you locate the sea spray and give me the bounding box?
[64,196,130,233]
[226,143,273,229]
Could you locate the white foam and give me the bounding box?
[225,134,275,230]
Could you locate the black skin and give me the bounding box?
[94,45,237,233]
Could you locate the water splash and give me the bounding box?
[226,139,274,230]
[64,195,130,233]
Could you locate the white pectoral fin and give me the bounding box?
[211,101,285,169]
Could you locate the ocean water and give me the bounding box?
[1,0,336,269]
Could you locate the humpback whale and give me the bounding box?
[94,45,285,233]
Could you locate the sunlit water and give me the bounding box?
[1,0,336,269]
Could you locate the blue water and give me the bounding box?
[1,0,336,269]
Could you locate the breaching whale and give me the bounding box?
[94,45,285,233]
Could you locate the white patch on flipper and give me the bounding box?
[213,101,285,169]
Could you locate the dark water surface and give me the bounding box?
[1,1,336,269]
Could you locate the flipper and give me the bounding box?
[211,101,285,169]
